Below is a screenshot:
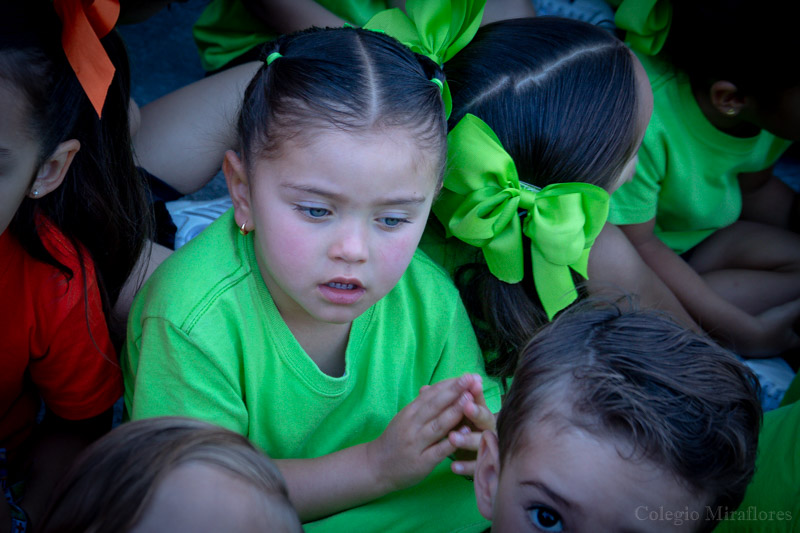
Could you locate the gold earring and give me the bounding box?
[726,108,737,116]
[239,221,250,236]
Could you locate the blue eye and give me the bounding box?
[529,506,563,532]
[295,205,330,218]
[379,217,409,228]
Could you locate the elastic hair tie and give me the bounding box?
[265,52,282,65]
[430,78,444,94]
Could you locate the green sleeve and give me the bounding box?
[608,129,665,226]
[124,316,249,435]
[432,295,502,414]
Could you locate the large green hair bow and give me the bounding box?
[434,114,610,320]
[611,0,673,56]
[364,0,486,117]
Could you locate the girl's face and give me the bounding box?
[227,129,439,331]
[476,418,706,532]
[0,80,39,235]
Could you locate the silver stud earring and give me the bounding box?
[32,189,40,197]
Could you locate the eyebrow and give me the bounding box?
[520,481,577,511]
[281,183,427,206]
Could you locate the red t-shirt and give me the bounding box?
[0,219,122,457]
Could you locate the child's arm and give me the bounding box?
[276,376,473,522]
[620,218,800,356]
[739,168,799,231]
[241,0,345,34]
[133,62,261,195]
[588,223,699,331]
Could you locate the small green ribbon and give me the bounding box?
[434,114,610,320]
[364,0,486,118]
[613,0,673,56]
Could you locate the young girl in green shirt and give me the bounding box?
[123,25,500,533]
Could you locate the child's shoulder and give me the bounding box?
[402,247,461,293]
[635,51,681,94]
[134,209,252,325]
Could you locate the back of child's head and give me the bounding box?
[0,0,150,317]
[496,299,762,521]
[237,26,447,180]
[440,17,643,377]
[39,417,302,533]
[445,17,639,191]
[663,0,800,101]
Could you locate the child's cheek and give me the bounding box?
[376,230,425,278]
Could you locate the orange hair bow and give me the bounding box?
[53,0,120,118]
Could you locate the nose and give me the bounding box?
[328,219,368,264]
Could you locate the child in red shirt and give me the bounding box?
[0,1,151,529]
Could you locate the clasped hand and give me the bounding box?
[367,373,495,492]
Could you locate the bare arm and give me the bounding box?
[481,0,536,24]
[241,0,345,33]
[133,62,261,195]
[739,167,799,230]
[587,223,699,332]
[619,218,800,356]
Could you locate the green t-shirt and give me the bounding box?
[608,53,792,254]
[714,400,799,532]
[193,0,390,72]
[123,209,500,533]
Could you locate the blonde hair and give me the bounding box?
[40,417,301,532]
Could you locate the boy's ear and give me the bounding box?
[223,149,253,233]
[474,430,501,521]
[709,81,747,117]
[29,139,80,199]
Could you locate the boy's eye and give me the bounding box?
[528,506,563,532]
[308,207,329,218]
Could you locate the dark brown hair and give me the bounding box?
[496,299,762,525]
[237,26,447,183]
[39,417,301,533]
[664,0,800,100]
[1,1,152,338]
[442,17,640,378]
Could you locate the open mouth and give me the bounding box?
[326,282,358,290]
[319,279,365,305]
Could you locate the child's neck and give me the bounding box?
[285,318,351,377]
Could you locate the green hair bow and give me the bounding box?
[612,0,673,56]
[364,0,486,118]
[434,114,610,320]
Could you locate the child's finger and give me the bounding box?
[420,398,466,444]
[464,373,486,407]
[460,392,496,432]
[422,434,458,465]
[448,427,482,453]
[451,459,476,478]
[413,377,470,422]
